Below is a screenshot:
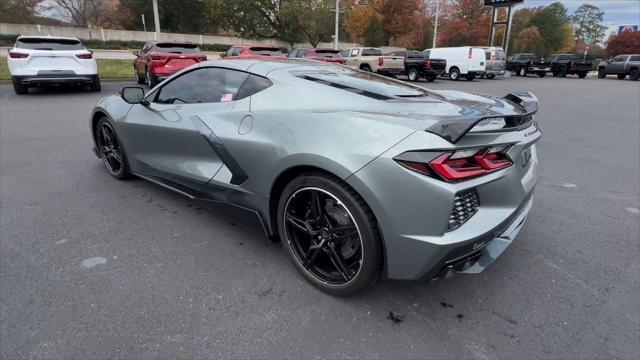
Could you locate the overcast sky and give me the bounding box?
[517,0,640,35]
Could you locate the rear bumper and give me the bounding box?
[13,73,98,86]
[377,68,404,76]
[485,69,505,75]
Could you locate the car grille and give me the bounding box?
[446,189,480,232]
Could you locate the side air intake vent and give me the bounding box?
[446,189,480,232]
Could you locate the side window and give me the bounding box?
[155,67,249,104]
[630,55,640,62]
[288,49,298,58]
[341,49,350,57]
[226,47,238,56]
[612,55,626,62]
[298,50,308,58]
[235,74,273,100]
[422,50,430,58]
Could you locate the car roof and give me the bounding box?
[197,58,334,76]
[17,35,81,41]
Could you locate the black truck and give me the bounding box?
[505,53,549,77]
[388,50,446,82]
[549,54,592,78]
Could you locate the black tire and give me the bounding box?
[407,68,419,82]
[11,77,28,95]
[537,72,546,78]
[552,71,559,77]
[630,69,639,81]
[136,68,145,84]
[146,69,158,88]
[465,74,474,81]
[90,77,102,92]
[578,72,587,79]
[360,65,372,72]
[449,68,460,81]
[519,66,528,77]
[95,117,131,180]
[277,172,382,296]
[486,73,496,79]
[597,68,606,78]
[617,74,626,80]
[425,73,437,82]
[559,66,567,77]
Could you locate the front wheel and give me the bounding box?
[519,66,528,77]
[449,68,460,81]
[407,68,419,82]
[95,118,131,180]
[578,72,587,79]
[598,68,606,78]
[630,69,639,81]
[617,74,626,80]
[277,173,382,296]
[559,67,567,77]
[425,73,437,82]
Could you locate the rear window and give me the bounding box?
[294,68,427,100]
[485,51,491,60]
[16,38,84,50]
[313,49,341,58]
[248,47,283,56]
[407,51,421,58]
[496,50,506,60]
[629,55,640,61]
[362,48,382,56]
[155,43,201,54]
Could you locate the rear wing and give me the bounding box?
[425,91,538,143]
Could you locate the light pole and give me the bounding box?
[152,0,161,41]
[432,0,440,48]
[333,0,340,50]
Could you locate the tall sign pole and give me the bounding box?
[334,0,340,49]
[484,0,522,54]
[152,0,161,41]
[432,0,440,48]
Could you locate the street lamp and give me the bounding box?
[152,0,161,41]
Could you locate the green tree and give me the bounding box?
[0,0,46,24]
[571,4,607,46]
[513,26,545,56]
[529,2,571,56]
[363,15,385,46]
[117,0,207,34]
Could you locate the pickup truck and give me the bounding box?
[388,50,446,82]
[549,54,592,78]
[506,53,549,77]
[597,54,640,80]
[340,47,404,76]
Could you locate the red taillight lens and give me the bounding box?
[150,54,166,61]
[378,57,384,66]
[424,59,432,68]
[395,146,513,181]
[491,54,496,61]
[76,52,92,59]
[468,49,473,59]
[9,51,28,59]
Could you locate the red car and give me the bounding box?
[133,42,207,88]
[221,45,287,59]
[288,48,346,64]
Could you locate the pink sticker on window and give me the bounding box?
[220,93,233,102]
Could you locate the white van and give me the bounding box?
[422,47,486,81]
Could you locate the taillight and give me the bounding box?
[394,146,513,181]
[150,54,166,61]
[76,52,92,59]
[197,55,207,61]
[423,59,432,68]
[8,51,28,59]
[378,57,384,66]
[570,60,575,67]
[491,54,496,61]
[528,60,533,66]
[468,48,473,59]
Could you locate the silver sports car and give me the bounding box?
[90,59,540,296]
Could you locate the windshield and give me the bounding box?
[294,67,427,99]
[16,38,84,51]
[155,43,201,54]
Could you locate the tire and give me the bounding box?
[90,77,102,92]
[578,72,587,79]
[537,72,546,78]
[407,68,419,82]
[146,70,158,88]
[277,172,382,296]
[465,74,474,81]
[11,77,28,95]
[360,65,372,72]
[425,73,437,82]
[486,73,496,79]
[95,117,131,180]
[552,71,558,77]
[449,68,460,81]
[136,68,145,84]
[597,68,606,78]
[630,69,639,81]
[519,66,528,77]
[617,74,626,80]
[559,67,567,77]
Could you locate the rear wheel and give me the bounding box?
[95,118,131,180]
[630,69,639,81]
[407,68,419,82]
[449,68,460,81]
[578,71,587,79]
[552,70,559,77]
[425,73,437,82]
[597,68,606,78]
[519,66,528,77]
[90,77,102,92]
[486,73,496,79]
[617,74,626,80]
[11,77,28,95]
[360,64,372,72]
[537,72,546,78]
[277,173,382,296]
[465,74,474,81]
[146,69,158,88]
[559,66,567,77]
[136,68,145,84]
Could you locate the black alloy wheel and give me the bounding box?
[96,118,130,179]
[597,68,606,78]
[278,173,381,296]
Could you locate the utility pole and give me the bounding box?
[333,0,340,50]
[152,0,161,41]
[432,0,440,48]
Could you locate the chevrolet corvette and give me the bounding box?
[90,59,540,296]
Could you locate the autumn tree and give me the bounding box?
[438,0,490,47]
[345,0,424,46]
[512,26,545,56]
[605,30,640,58]
[571,4,607,46]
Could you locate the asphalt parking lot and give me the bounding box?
[1,74,638,359]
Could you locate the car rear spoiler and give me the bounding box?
[425,91,538,143]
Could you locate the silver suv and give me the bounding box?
[480,47,506,79]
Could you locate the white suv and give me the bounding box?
[7,36,100,94]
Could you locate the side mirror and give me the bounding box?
[120,87,145,104]
[132,50,140,57]
[220,54,226,59]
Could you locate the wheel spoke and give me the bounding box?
[101,126,111,144]
[111,149,123,163]
[310,191,324,220]
[286,214,312,234]
[303,242,324,268]
[327,243,352,281]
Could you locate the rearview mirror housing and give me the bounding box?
[120,87,145,104]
